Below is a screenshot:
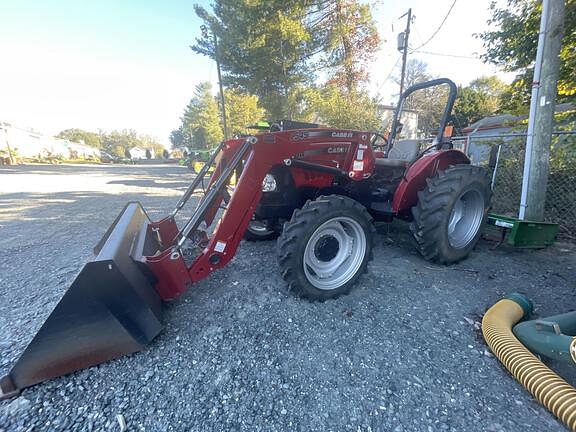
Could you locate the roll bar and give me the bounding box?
[388,78,458,151]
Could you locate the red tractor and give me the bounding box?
[241,78,491,299]
[1,78,491,399]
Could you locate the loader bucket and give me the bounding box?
[0,202,164,399]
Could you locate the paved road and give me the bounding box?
[0,163,575,431]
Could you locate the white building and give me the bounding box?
[129,146,153,160]
[66,141,100,160]
[0,122,101,160]
[0,122,53,158]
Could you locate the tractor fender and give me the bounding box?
[392,149,470,217]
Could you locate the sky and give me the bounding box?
[0,0,513,146]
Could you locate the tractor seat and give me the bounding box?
[375,140,419,167]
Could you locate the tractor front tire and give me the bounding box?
[410,164,491,264]
[277,195,374,301]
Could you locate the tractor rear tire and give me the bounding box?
[244,221,279,241]
[277,195,374,301]
[410,164,491,264]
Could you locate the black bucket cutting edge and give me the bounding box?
[0,202,163,399]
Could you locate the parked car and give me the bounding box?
[100,152,117,163]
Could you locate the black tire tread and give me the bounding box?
[410,164,491,264]
[276,195,375,301]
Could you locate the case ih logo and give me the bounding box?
[327,147,347,154]
[331,131,353,138]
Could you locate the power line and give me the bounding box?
[413,25,425,46]
[374,55,402,101]
[412,49,478,60]
[410,0,458,52]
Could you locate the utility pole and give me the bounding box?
[519,0,565,221]
[398,8,412,98]
[198,25,229,141]
[213,34,228,140]
[0,124,15,165]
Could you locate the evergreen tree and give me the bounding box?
[180,82,223,150]
[223,89,265,137]
[309,0,380,92]
[192,0,380,119]
[192,1,315,119]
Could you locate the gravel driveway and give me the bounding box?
[0,163,575,432]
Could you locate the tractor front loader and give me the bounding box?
[1,78,491,399]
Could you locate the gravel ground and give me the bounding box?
[0,163,575,432]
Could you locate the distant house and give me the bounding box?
[66,141,100,160]
[0,122,101,160]
[0,122,167,162]
[461,103,574,164]
[0,122,48,158]
[129,146,153,160]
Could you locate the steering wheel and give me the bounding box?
[370,132,388,149]
[269,123,282,132]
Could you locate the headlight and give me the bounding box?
[262,174,277,192]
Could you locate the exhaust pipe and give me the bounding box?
[482,293,576,430]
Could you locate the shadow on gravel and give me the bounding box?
[1,165,576,432]
[106,179,190,189]
[0,164,189,179]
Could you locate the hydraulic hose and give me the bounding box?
[482,293,576,430]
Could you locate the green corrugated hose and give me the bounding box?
[514,310,576,364]
[482,294,576,431]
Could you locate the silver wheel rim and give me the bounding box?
[248,221,274,237]
[448,189,485,249]
[303,217,367,291]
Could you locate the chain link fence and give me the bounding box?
[453,131,576,242]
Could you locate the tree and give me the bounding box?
[309,0,380,92]
[392,60,449,136]
[176,82,223,150]
[139,134,165,158]
[192,0,381,118]
[223,89,265,137]
[470,75,508,99]
[169,127,189,149]
[56,129,101,148]
[453,76,508,130]
[99,129,164,158]
[478,0,575,113]
[193,0,315,119]
[100,129,141,157]
[310,84,380,130]
[453,87,494,130]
